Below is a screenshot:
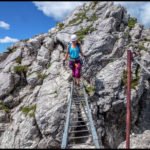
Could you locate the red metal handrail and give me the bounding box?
[126,50,132,149]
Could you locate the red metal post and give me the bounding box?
[126,50,132,149]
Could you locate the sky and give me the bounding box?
[0,1,150,53]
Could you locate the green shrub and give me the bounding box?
[21,104,36,117]
[128,17,137,29]
[131,65,140,89]
[124,31,130,39]
[0,101,10,113]
[92,1,98,9]
[122,69,127,87]
[121,66,140,89]
[14,65,28,74]
[75,25,96,41]
[47,63,51,68]
[85,85,95,95]
[20,39,29,42]
[143,37,150,42]
[131,77,140,89]
[15,56,22,64]
[57,22,64,30]
[7,47,16,53]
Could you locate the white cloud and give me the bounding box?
[33,2,85,21]
[114,2,150,28]
[0,36,19,43]
[0,21,10,30]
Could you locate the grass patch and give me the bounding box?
[21,104,36,117]
[68,4,91,26]
[37,72,47,80]
[14,65,28,74]
[75,25,96,41]
[138,44,148,51]
[87,13,98,22]
[131,65,140,89]
[122,69,127,87]
[128,17,137,29]
[124,31,130,38]
[68,10,98,26]
[47,63,51,68]
[75,11,88,20]
[68,17,82,26]
[15,56,22,64]
[0,101,10,113]
[68,11,88,26]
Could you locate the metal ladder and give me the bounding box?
[61,81,101,149]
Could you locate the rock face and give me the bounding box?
[118,130,150,148]
[0,1,150,149]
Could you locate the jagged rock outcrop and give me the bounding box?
[0,1,150,148]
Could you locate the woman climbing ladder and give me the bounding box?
[63,34,85,86]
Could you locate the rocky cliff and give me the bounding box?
[0,1,150,148]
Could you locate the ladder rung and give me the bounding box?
[76,116,88,119]
[69,135,92,140]
[73,98,84,100]
[73,101,85,103]
[73,102,84,104]
[71,118,88,121]
[73,96,84,98]
[69,129,89,133]
[71,105,87,108]
[73,103,81,105]
[77,114,88,117]
[71,108,81,110]
[72,103,81,105]
[70,113,87,116]
[70,119,96,126]
[72,104,81,105]
[71,110,81,113]
[70,113,88,120]
[71,103,80,108]
[73,98,81,100]
[71,120,87,123]
[70,109,81,111]
[70,110,82,112]
[68,143,94,147]
[71,120,96,126]
[72,96,84,98]
[70,124,89,128]
[73,100,84,102]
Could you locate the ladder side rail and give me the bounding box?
[61,82,73,149]
[81,81,100,148]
